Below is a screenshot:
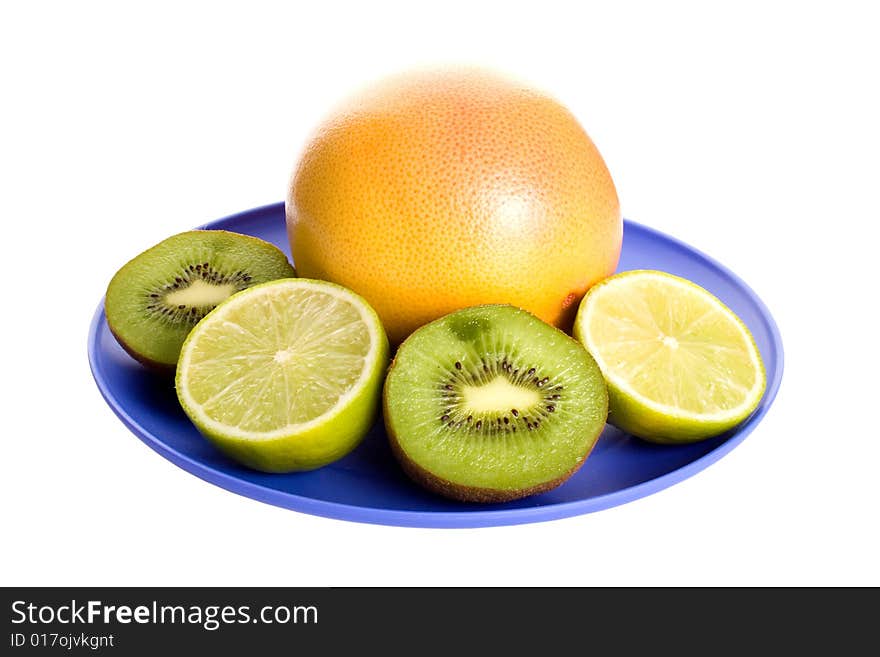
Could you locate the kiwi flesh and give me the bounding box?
[105,230,296,369]
[383,304,608,503]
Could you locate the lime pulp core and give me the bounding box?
[586,273,762,417]
[177,279,381,440]
[574,270,766,442]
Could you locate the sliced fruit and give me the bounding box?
[574,270,766,443]
[383,304,608,503]
[176,278,389,472]
[105,230,296,369]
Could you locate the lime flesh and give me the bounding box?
[574,270,766,443]
[176,278,389,472]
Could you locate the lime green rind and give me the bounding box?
[384,304,608,493]
[600,377,763,444]
[179,351,386,471]
[573,269,766,444]
[105,230,296,368]
[175,278,389,473]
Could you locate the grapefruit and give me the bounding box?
[287,68,621,344]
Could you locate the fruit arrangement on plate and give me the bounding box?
[102,68,766,504]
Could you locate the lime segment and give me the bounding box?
[176,278,389,471]
[574,270,766,443]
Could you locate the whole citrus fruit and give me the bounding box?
[287,68,621,344]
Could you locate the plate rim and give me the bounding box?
[87,202,784,528]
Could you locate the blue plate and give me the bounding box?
[88,203,783,527]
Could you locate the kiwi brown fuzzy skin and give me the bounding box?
[382,308,609,503]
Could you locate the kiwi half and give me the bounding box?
[383,304,608,503]
[105,230,296,369]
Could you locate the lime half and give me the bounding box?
[574,270,766,443]
[176,278,389,472]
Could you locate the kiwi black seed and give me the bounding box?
[383,304,608,503]
[104,230,296,369]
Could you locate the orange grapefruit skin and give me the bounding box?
[287,69,621,345]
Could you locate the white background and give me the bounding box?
[3,1,878,586]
